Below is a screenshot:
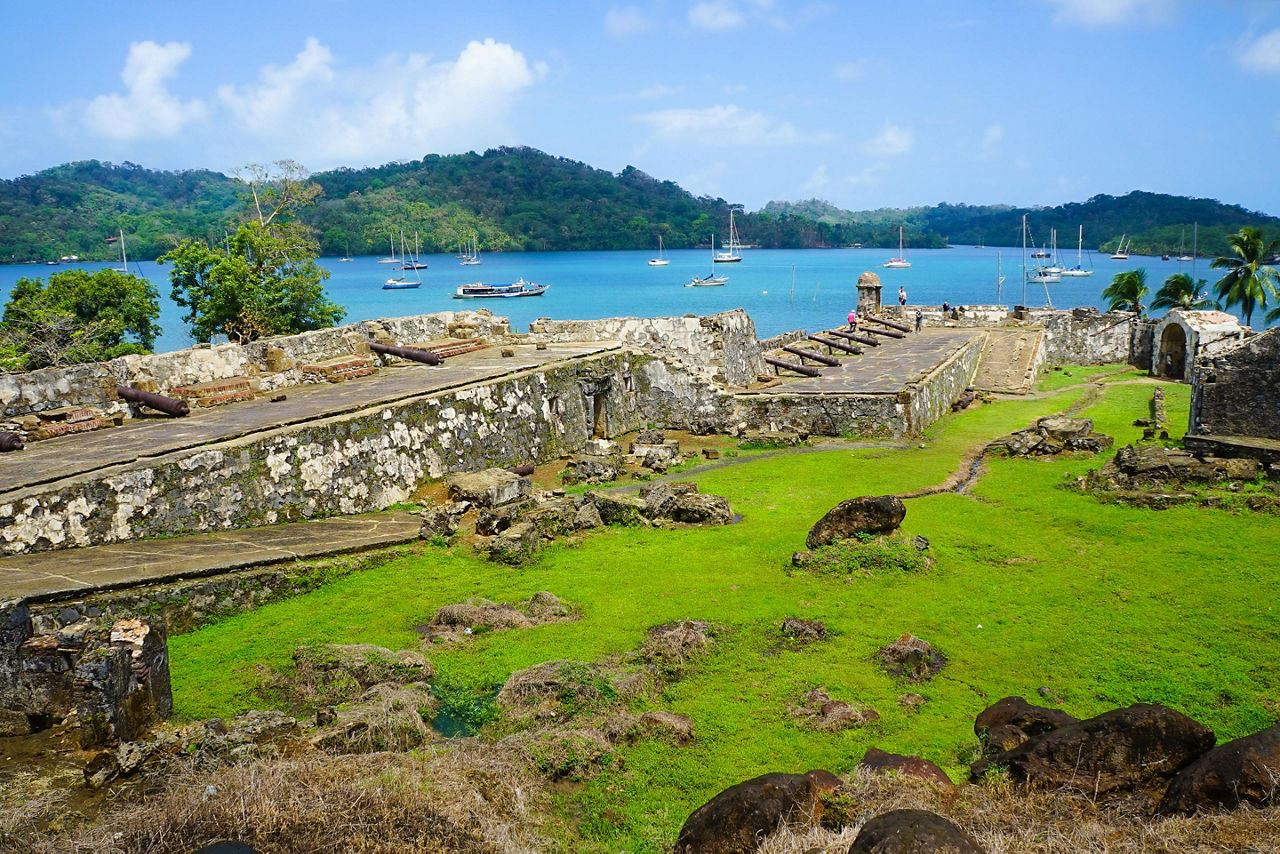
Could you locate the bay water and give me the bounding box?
[0,247,1230,355]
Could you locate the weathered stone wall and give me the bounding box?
[757,330,809,354]
[728,392,903,438]
[1189,328,1280,440]
[529,309,765,386]
[1028,308,1145,366]
[0,362,122,419]
[905,334,985,433]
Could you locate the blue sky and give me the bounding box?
[2,0,1279,214]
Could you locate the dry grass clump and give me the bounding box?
[639,619,715,669]
[10,746,548,854]
[497,727,619,782]
[311,683,439,755]
[262,643,432,712]
[754,768,1280,854]
[422,592,577,643]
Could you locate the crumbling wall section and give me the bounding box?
[906,333,985,433]
[1189,328,1280,440]
[1028,308,1145,366]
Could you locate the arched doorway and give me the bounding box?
[1157,323,1188,380]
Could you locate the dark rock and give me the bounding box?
[475,501,529,536]
[1160,722,1280,814]
[971,703,1215,795]
[669,493,734,525]
[791,551,815,567]
[488,521,540,564]
[781,618,827,642]
[675,771,821,854]
[974,696,1078,739]
[0,709,32,736]
[83,750,120,788]
[115,740,152,775]
[635,429,665,446]
[418,506,460,539]
[912,535,930,551]
[585,491,648,526]
[860,748,954,788]
[793,688,877,731]
[849,809,985,853]
[983,724,1029,754]
[878,634,946,682]
[702,448,721,460]
[639,710,694,743]
[807,496,906,549]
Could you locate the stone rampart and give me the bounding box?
[1027,308,1145,366]
[905,333,986,433]
[1189,327,1280,440]
[529,309,764,386]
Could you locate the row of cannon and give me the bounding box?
[764,315,912,378]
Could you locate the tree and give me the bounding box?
[0,268,160,370]
[1102,268,1148,314]
[161,162,344,343]
[1211,226,1280,327]
[1151,272,1216,312]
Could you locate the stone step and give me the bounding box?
[172,376,257,408]
[300,355,378,383]
[418,338,490,359]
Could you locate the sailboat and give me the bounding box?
[1023,214,1058,301]
[1042,229,1064,274]
[1176,227,1193,263]
[883,226,911,268]
[378,233,399,264]
[383,234,421,289]
[402,232,429,270]
[1060,225,1094,277]
[648,235,670,267]
[112,229,128,273]
[688,235,728,286]
[713,208,743,263]
[339,240,353,262]
[1110,234,1130,260]
[460,233,481,266]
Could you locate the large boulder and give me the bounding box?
[859,748,954,789]
[1159,722,1280,814]
[488,521,541,564]
[446,468,531,507]
[974,696,1078,740]
[675,771,827,854]
[848,809,985,853]
[807,496,906,549]
[971,703,1214,795]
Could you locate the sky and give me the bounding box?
[2,0,1279,215]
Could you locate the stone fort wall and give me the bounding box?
[1189,327,1280,440]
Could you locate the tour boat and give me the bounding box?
[452,278,547,299]
[713,208,743,263]
[883,226,911,268]
[648,235,670,266]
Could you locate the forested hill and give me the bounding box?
[2,149,1277,262]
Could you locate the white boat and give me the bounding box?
[1060,225,1094,277]
[1041,229,1064,274]
[339,239,353,262]
[883,226,911,268]
[452,278,547,299]
[1176,227,1193,262]
[378,233,399,264]
[1110,234,1130,260]
[383,234,421,289]
[1021,213,1054,307]
[648,235,670,267]
[713,208,743,263]
[459,233,481,266]
[112,229,128,273]
[688,235,729,286]
[402,232,429,270]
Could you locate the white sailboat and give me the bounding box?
[383,234,422,289]
[1176,227,1193,262]
[403,232,429,270]
[1042,228,1064,274]
[1022,214,1056,305]
[1110,234,1130,260]
[688,235,728,286]
[339,239,353,262]
[883,226,911,268]
[112,229,128,273]
[648,235,670,267]
[713,208,743,263]
[460,233,481,266]
[378,232,399,264]
[1060,225,1094,277]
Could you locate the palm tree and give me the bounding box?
[1102,268,1148,314]
[1211,226,1280,327]
[1151,272,1216,312]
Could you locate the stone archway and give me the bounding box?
[1157,323,1188,380]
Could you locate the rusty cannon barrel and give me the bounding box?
[764,356,821,378]
[862,325,906,340]
[507,463,535,477]
[826,328,880,347]
[782,344,839,367]
[868,315,912,333]
[369,341,443,366]
[116,386,190,417]
[0,432,23,453]
[809,334,861,355]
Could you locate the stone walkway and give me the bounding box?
[0,510,423,603]
[0,341,616,496]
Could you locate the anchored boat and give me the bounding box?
[452,278,548,299]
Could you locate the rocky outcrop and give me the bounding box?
[994,416,1113,456]
[859,748,954,789]
[446,468,532,507]
[974,696,1078,755]
[971,703,1214,795]
[675,771,831,854]
[1159,723,1280,814]
[878,634,946,682]
[807,496,906,549]
[849,809,985,853]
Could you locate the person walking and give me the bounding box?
[898,286,907,306]
[847,308,858,332]
[915,308,923,333]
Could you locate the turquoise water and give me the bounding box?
[0,248,1232,354]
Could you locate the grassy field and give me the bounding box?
[168,371,1280,851]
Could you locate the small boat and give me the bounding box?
[339,239,353,262]
[883,226,911,268]
[378,232,399,264]
[1176,227,1193,262]
[688,235,729,286]
[648,235,670,266]
[1061,226,1094,277]
[452,278,547,299]
[383,234,422,289]
[402,232,429,269]
[112,229,128,273]
[459,233,481,266]
[1027,267,1061,284]
[1110,234,1130,260]
[713,208,743,263]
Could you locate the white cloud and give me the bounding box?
[689,1,746,31]
[636,104,800,144]
[863,123,913,157]
[1240,28,1280,74]
[1043,0,1174,26]
[833,60,866,82]
[217,38,334,133]
[981,123,1003,153]
[802,164,830,193]
[636,83,683,99]
[606,6,655,36]
[84,41,207,140]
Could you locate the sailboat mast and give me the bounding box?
[1021,214,1028,307]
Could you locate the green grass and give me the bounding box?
[168,369,1280,852]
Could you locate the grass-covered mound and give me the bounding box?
[146,371,1280,851]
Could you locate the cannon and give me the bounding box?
[826,328,880,347]
[369,341,443,365]
[507,463,535,477]
[116,386,190,417]
[862,325,906,340]
[0,432,23,452]
[764,356,821,378]
[808,334,861,355]
[782,345,839,367]
[868,315,912,334]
